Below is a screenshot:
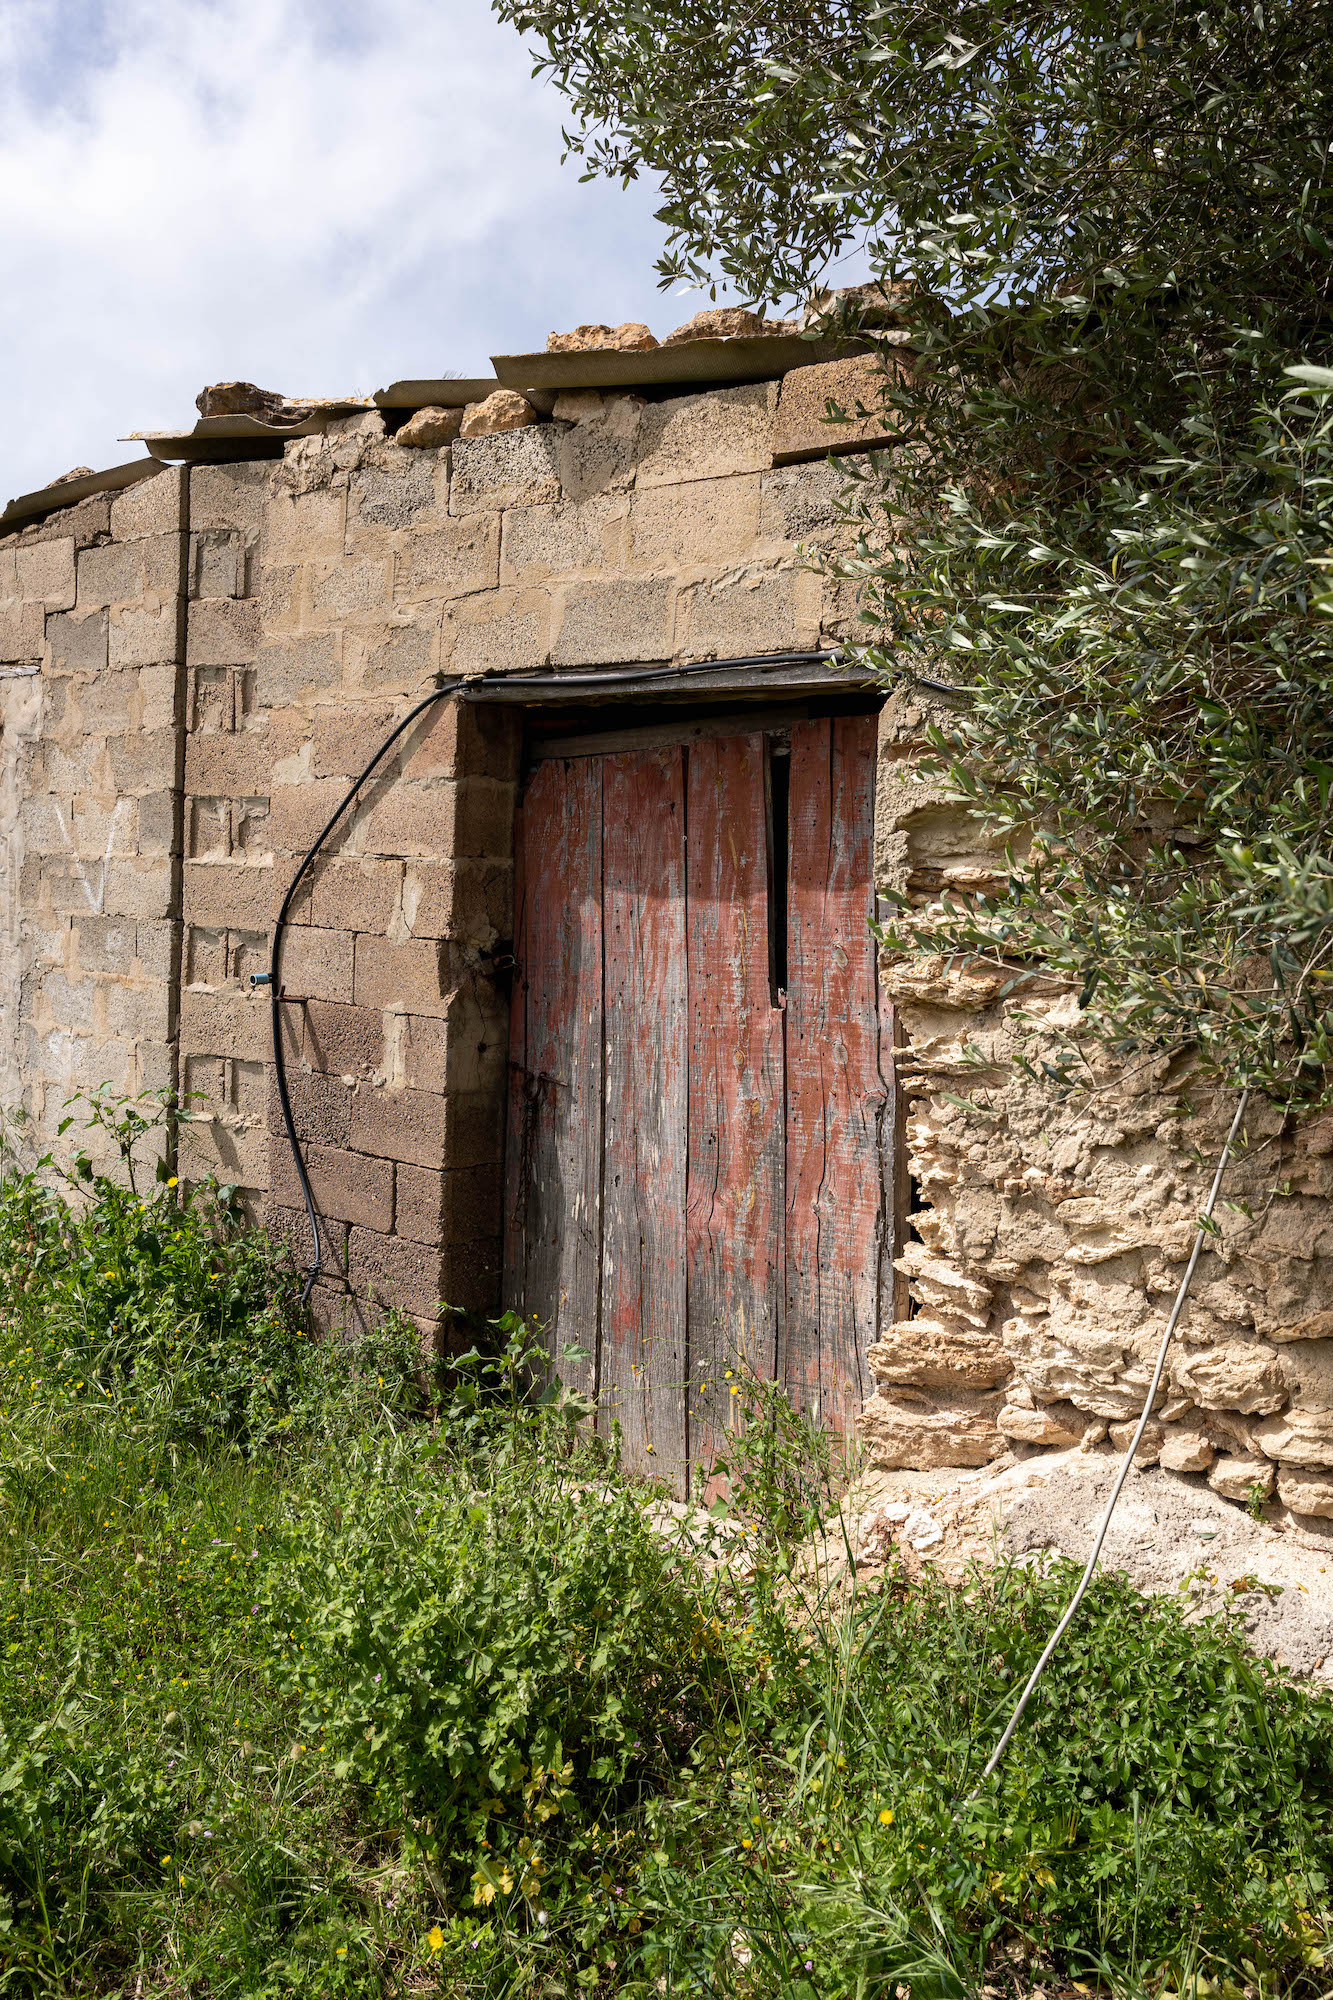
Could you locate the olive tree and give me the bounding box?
[495,0,1333,1098]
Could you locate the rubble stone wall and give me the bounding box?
[866,693,1333,1528]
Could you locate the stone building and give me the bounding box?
[3,311,1332,1517]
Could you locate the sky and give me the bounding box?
[0,0,694,501]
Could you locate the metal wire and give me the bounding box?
[966,1086,1252,1799]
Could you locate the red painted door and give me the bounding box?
[504,713,892,1492]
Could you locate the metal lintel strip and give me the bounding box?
[464,652,877,707]
[490,333,873,395]
[1,456,163,534]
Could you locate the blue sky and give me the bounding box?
[0,0,691,499]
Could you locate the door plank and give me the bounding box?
[503,757,602,1400]
[783,713,889,1435]
[685,733,784,1487]
[600,747,688,1485]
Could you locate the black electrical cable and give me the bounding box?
[267,676,467,1307]
[265,648,961,1312]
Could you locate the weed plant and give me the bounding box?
[0,1094,1330,1995]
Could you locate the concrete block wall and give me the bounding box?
[0,469,187,1175]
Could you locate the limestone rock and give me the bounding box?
[1253,1407,1333,1470]
[801,280,915,331]
[1109,1418,1165,1467]
[867,1317,1010,1390]
[50,465,94,484]
[895,1241,993,1317]
[395,405,462,448]
[459,391,539,439]
[662,308,794,346]
[1270,1307,1333,1343]
[552,389,607,423]
[998,1401,1089,1447]
[858,1389,1004,1470]
[1208,1452,1276,1502]
[1276,1466,1333,1518]
[197,380,293,421]
[1158,1422,1215,1473]
[546,323,658,354]
[1170,1344,1288,1416]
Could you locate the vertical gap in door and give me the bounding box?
[764,732,790,1407]
[592,757,607,1429]
[681,745,692,1498]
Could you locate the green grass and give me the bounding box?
[0,1091,1331,1997]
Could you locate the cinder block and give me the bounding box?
[16,538,76,610]
[398,1013,448,1093]
[343,616,441,697]
[394,1162,445,1244]
[629,476,761,569]
[269,779,355,855]
[635,382,777,488]
[449,427,562,515]
[401,695,519,785]
[266,1066,354,1146]
[179,1116,268,1192]
[110,465,187,540]
[188,460,267,534]
[675,564,821,661]
[182,861,273,930]
[759,458,860,542]
[772,355,899,463]
[185,733,266,796]
[302,999,386,1078]
[263,487,346,564]
[347,1226,445,1317]
[183,1053,227,1112]
[108,729,179,793]
[308,557,392,623]
[0,598,44,663]
[439,1238,502,1316]
[191,530,245,600]
[348,1083,447,1167]
[347,456,439,538]
[109,600,182,669]
[279,924,354,1004]
[265,1200,349,1276]
[254,632,341,707]
[186,925,228,987]
[188,795,231,861]
[255,562,301,633]
[394,514,501,603]
[500,496,628,586]
[308,856,403,934]
[551,576,675,666]
[311,703,396,778]
[441,589,550,678]
[75,666,138,731]
[403,858,513,945]
[77,541,146,609]
[186,596,260,668]
[103,856,174,921]
[358,778,457,859]
[45,609,108,674]
[557,398,643,504]
[134,918,177,980]
[353,934,445,1013]
[820,570,871,643]
[269,1135,394,1230]
[102,980,172,1042]
[74,913,137,976]
[443,1089,505,1170]
[180,987,269,1062]
[136,791,178,856]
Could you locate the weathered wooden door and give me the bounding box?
[504,713,893,1490]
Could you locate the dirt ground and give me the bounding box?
[832,1444,1333,1681]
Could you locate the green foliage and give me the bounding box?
[2,1095,1332,1992]
[0,1088,313,1450]
[492,0,1333,1098]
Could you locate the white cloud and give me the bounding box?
[0,0,680,498]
